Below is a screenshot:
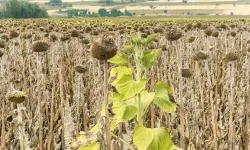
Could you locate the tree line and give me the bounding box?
[0,0,48,18]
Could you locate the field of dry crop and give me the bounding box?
[0,18,249,150]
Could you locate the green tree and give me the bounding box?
[1,0,48,18]
[110,9,122,17]
[125,9,132,16]
[49,0,62,6]
[98,8,107,16]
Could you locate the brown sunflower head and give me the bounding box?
[212,31,219,37]
[224,52,238,62]
[195,22,202,28]
[10,30,19,38]
[220,24,227,29]
[60,34,71,42]
[188,36,195,43]
[204,28,212,36]
[91,30,99,36]
[186,23,192,30]
[91,35,118,60]
[247,42,250,52]
[71,29,80,37]
[32,41,50,52]
[0,50,3,57]
[50,34,58,42]
[166,28,183,41]
[0,40,6,48]
[85,27,92,33]
[82,38,90,45]
[1,34,9,41]
[230,24,235,28]
[181,68,192,78]
[230,32,236,37]
[7,90,28,104]
[24,33,32,39]
[193,51,209,61]
[75,65,87,74]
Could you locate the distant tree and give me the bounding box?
[67,9,79,17]
[102,0,114,4]
[125,9,132,16]
[149,4,153,9]
[49,0,62,6]
[81,9,87,15]
[182,0,187,3]
[1,0,48,18]
[164,9,168,14]
[98,8,107,16]
[110,9,122,17]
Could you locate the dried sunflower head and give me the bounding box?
[193,51,209,61]
[7,90,28,104]
[0,50,3,57]
[91,35,118,60]
[204,28,212,36]
[71,29,80,37]
[60,33,71,42]
[10,30,19,38]
[230,32,236,37]
[166,28,183,41]
[181,68,192,78]
[82,38,90,45]
[224,52,238,62]
[1,34,9,41]
[32,41,50,52]
[188,36,195,43]
[0,40,6,48]
[50,34,58,42]
[247,41,250,52]
[75,65,87,73]
[212,31,219,37]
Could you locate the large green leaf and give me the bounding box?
[154,82,172,94]
[112,93,138,122]
[110,66,132,86]
[142,34,158,46]
[133,126,174,150]
[130,33,142,45]
[89,124,98,134]
[126,90,155,116]
[115,75,146,100]
[108,52,128,66]
[154,82,176,113]
[109,67,118,82]
[142,49,161,69]
[121,45,134,53]
[78,141,100,150]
